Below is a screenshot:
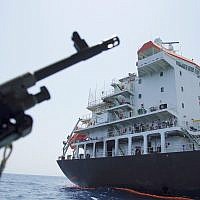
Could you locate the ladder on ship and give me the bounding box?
[62,118,82,157]
[182,128,200,148]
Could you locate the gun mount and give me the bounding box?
[0,31,120,149]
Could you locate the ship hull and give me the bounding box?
[57,151,200,198]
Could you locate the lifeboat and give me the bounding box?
[68,133,88,149]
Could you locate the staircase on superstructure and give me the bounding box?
[102,78,135,138]
[182,128,200,148]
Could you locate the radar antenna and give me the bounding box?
[161,41,179,52]
[161,41,179,45]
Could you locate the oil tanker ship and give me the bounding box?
[57,38,200,198]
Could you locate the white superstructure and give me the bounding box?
[63,39,200,160]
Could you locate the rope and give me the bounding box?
[0,144,13,177]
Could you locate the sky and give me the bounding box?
[0,0,200,176]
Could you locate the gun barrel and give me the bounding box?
[34,36,119,81]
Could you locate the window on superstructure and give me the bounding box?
[181,86,184,92]
[138,78,142,84]
[161,87,164,92]
[160,72,163,77]
[182,103,185,108]
[138,94,142,99]
[180,71,182,76]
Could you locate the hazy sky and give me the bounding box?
[1,0,200,176]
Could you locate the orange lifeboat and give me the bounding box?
[68,133,88,149]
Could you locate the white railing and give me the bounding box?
[101,89,115,99]
[87,98,104,108]
[111,78,120,86]
[181,120,200,133]
[166,143,196,153]
[106,118,177,137]
[78,107,178,130]
[63,142,197,160]
[81,113,92,121]
[102,86,133,99]
[137,51,164,68]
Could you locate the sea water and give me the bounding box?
[0,173,153,200]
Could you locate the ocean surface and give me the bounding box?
[0,174,195,200]
[0,173,156,200]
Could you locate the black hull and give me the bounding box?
[57,151,200,199]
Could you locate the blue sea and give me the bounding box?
[0,173,196,200]
[0,173,157,200]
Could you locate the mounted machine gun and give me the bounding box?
[0,32,119,175]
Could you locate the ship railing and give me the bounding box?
[87,98,104,108]
[72,136,105,145]
[63,142,198,160]
[94,150,130,158]
[85,104,177,128]
[111,78,133,90]
[165,142,196,153]
[81,113,92,121]
[132,117,177,133]
[87,98,114,111]
[101,89,115,98]
[131,147,144,155]
[147,146,161,153]
[111,78,121,86]
[107,130,121,137]
[106,151,116,157]
[97,148,144,157]
[137,51,164,68]
[109,111,134,122]
[107,117,178,136]
[109,106,177,122]
[78,114,93,129]
[181,120,200,133]
[77,114,178,135]
[117,149,129,156]
[102,87,133,99]
[65,151,116,159]
[140,105,177,115]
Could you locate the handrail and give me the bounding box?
[85,107,177,128]
[166,142,196,152]
[137,51,165,68]
[62,142,197,160]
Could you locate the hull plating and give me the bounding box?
[57,151,200,198]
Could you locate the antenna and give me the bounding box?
[161,41,180,52]
[162,41,179,45]
[88,88,91,106]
